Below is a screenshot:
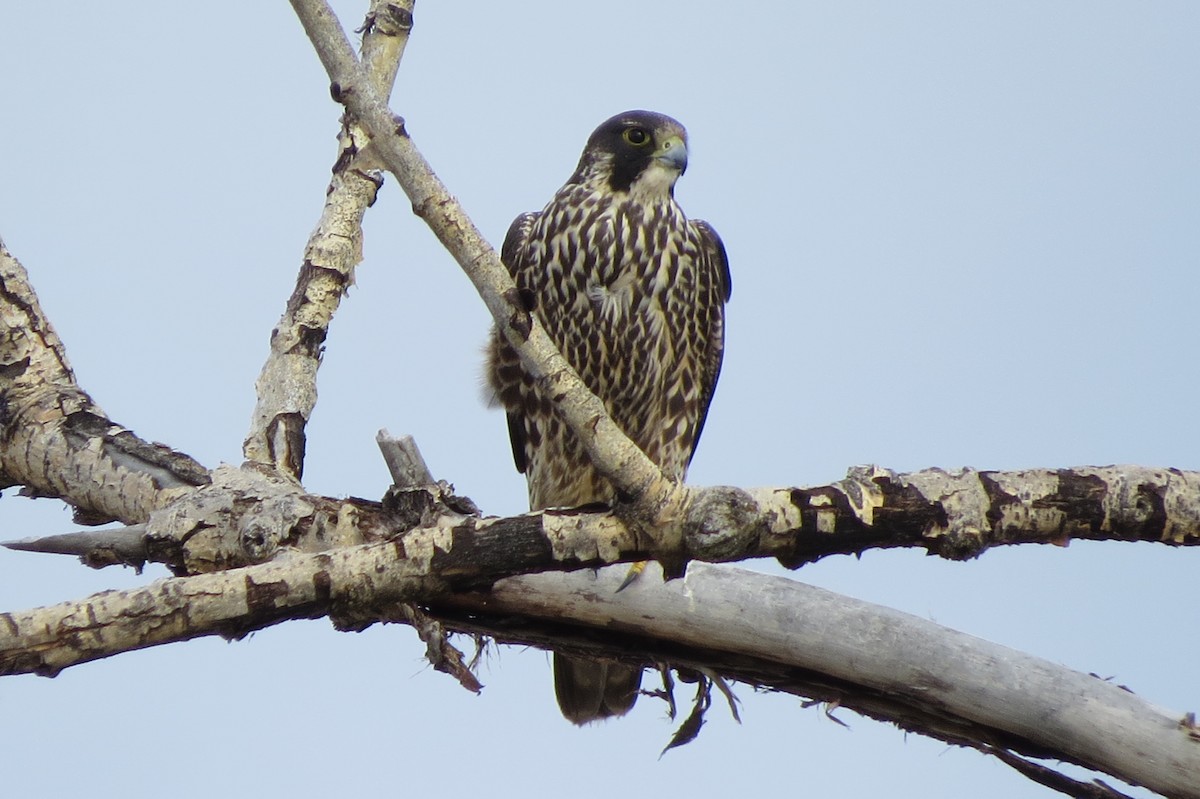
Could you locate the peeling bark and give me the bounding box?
[5,463,1199,682]
[286,0,684,545]
[443,564,1200,799]
[12,464,1194,580]
[243,0,415,478]
[0,244,208,525]
[761,464,1200,567]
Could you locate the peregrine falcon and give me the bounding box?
[486,110,731,724]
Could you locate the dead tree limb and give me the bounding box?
[4,552,1197,798]
[0,243,209,525]
[7,464,1195,578]
[286,0,688,557]
[2,5,1197,797]
[243,0,415,479]
[449,563,1200,799]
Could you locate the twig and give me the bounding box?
[376,429,434,487]
[4,525,148,571]
[392,602,482,694]
[986,747,1138,799]
[373,428,477,693]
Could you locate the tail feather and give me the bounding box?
[553,654,642,724]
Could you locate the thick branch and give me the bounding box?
[8,465,1198,577]
[0,531,448,677]
[445,564,1200,799]
[4,553,1196,798]
[0,501,609,675]
[755,464,1200,565]
[5,463,1198,679]
[0,243,209,525]
[243,0,415,478]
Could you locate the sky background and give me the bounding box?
[1,2,1198,797]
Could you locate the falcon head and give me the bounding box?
[570,110,689,198]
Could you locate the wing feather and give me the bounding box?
[490,211,540,474]
[686,218,731,462]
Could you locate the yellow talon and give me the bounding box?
[616,561,647,593]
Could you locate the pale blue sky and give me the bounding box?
[1,3,1197,797]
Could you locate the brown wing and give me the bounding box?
[686,218,731,465]
[487,211,539,474]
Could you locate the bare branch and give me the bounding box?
[2,8,1194,796]
[6,531,1198,796]
[7,464,1197,578]
[243,0,416,478]
[0,243,209,525]
[376,429,435,487]
[449,563,1200,799]
[986,748,1138,799]
[5,463,1197,699]
[374,427,478,692]
[4,524,148,571]
[756,464,1200,566]
[285,0,683,543]
[0,524,454,676]
[394,601,482,694]
[5,252,1198,797]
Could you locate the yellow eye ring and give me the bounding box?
[622,127,651,146]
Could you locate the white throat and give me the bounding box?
[628,161,680,203]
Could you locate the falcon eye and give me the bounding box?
[622,127,651,146]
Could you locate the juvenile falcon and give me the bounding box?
[486,110,731,724]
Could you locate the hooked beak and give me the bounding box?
[654,135,688,174]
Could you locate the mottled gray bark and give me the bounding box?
[243,1,414,479]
